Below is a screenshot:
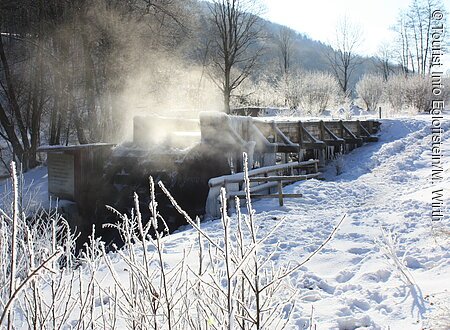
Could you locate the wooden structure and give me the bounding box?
[251,118,379,164]
[127,113,379,219]
[201,114,380,218]
[198,113,379,170]
[206,160,320,217]
[38,144,115,203]
[36,113,380,243]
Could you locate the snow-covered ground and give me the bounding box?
[1,114,449,329]
[161,114,449,328]
[0,165,49,214]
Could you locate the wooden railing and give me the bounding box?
[205,160,320,218]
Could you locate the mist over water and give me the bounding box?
[3,0,222,147]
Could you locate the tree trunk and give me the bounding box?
[0,103,25,163]
[0,35,31,153]
[223,90,231,114]
[82,31,98,142]
[50,38,62,145]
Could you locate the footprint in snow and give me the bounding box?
[347,247,372,255]
[336,306,352,317]
[347,298,371,312]
[335,270,355,283]
[300,290,322,302]
[362,268,391,283]
[368,291,386,304]
[278,241,297,251]
[336,314,377,329]
[345,232,366,239]
[403,255,423,269]
[301,275,335,294]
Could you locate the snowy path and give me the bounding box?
[256,117,449,328]
[170,116,449,328]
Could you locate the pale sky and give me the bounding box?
[262,0,450,71]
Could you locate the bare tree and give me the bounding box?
[0,0,194,170]
[393,0,445,76]
[0,25,39,169]
[325,16,363,97]
[392,12,411,75]
[274,26,295,106]
[275,26,295,76]
[375,42,395,81]
[207,0,263,113]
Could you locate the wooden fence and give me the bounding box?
[205,160,320,217]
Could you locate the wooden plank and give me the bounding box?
[298,121,304,145]
[343,138,362,144]
[271,121,277,143]
[249,173,321,182]
[357,121,379,142]
[323,123,343,141]
[324,140,344,146]
[341,122,359,139]
[211,160,319,186]
[300,142,327,149]
[231,193,303,198]
[274,126,297,146]
[319,121,325,140]
[338,120,345,138]
[364,136,379,142]
[357,120,371,136]
[276,144,301,153]
[227,182,278,195]
[301,124,322,143]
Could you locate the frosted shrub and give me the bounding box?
[384,75,406,113]
[1,158,344,329]
[275,72,302,109]
[159,153,345,329]
[0,162,76,329]
[277,71,340,114]
[384,74,432,113]
[356,74,385,111]
[403,75,431,112]
[101,152,345,329]
[235,77,282,107]
[297,71,341,115]
[375,227,425,321]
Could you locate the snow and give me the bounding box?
[0,166,49,213]
[254,106,379,122]
[3,113,449,328]
[163,113,449,328]
[38,143,115,151]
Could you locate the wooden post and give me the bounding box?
[319,120,325,141]
[277,180,283,206]
[298,121,304,145]
[271,121,277,143]
[298,121,304,162]
[378,106,382,119]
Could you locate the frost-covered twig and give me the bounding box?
[376,227,426,319]
[0,248,62,327]
[261,214,346,291]
[7,162,19,329]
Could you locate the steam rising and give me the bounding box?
[20,0,223,144]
